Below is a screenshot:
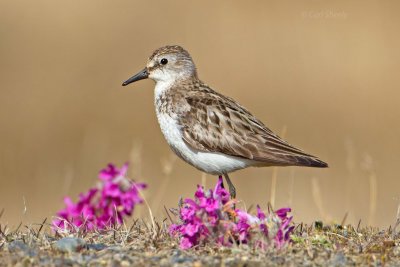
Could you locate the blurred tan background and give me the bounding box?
[1,0,399,228]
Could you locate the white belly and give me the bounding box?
[155,111,253,175]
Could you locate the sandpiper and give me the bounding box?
[122,45,328,198]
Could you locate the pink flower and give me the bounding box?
[276,207,291,220]
[180,237,194,249]
[256,205,266,220]
[181,206,195,221]
[99,163,128,181]
[169,176,294,249]
[53,163,146,231]
[184,223,200,237]
[213,178,230,205]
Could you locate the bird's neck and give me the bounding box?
[154,76,199,99]
[154,79,175,101]
[154,77,200,117]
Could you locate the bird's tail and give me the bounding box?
[294,155,328,168]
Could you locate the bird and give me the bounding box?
[122,45,328,199]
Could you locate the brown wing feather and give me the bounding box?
[179,83,328,168]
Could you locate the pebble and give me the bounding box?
[87,243,107,251]
[8,240,37,257]
[8,240,30,253]
[170,250,194,264]
[330,251,347,266]
[54,237,86,253]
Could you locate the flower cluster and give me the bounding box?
[169,177,294,249]
[53,163,147,231]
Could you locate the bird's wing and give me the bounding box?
[178,85,327,167]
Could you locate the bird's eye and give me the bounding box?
[160,58,168,65]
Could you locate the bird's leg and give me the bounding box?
[223,173,236,199]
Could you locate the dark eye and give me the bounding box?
[160,58,168,65]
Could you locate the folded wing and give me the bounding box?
[179,85,328,168]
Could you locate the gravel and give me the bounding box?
[1,220,400,266]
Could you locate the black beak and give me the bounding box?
[122,68,149,86]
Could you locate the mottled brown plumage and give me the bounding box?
[122,45,328,198]
[160,79,327,168]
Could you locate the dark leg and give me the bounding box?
[223,173,236,199]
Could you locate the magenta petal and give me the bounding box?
[284,226,295,241]
[99,163,119,181]
[53,162,146,232]
[103,183,120,197]
[184,223,200,237]
[256,205,266,220]
[181,206,195,220]
[166,175,294,249]
[205,198,219,212]
[275,207,291,219]
[184,198,199,210]
[195,185,205,198]
[180,237,194,249]
[119,162,129,177]
[213,176,224,197]
[169,224,180,235]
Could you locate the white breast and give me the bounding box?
[154,82,253,175]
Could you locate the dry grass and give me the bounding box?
[1,215,400,267]
[0,145,397,266]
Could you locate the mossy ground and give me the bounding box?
[1,218,400,266]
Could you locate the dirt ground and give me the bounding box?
[1,219,400,267]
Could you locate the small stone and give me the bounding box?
[171,252,194,264]
[54,237,86,253]
[271,256,285,265]
[8,240,30,253]
[151,256,162,262]
[87,243,107,251]
[330,251,346,266]
[8,240,37,257]
[105,245,122,251]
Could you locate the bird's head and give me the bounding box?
[122,45,197,86]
